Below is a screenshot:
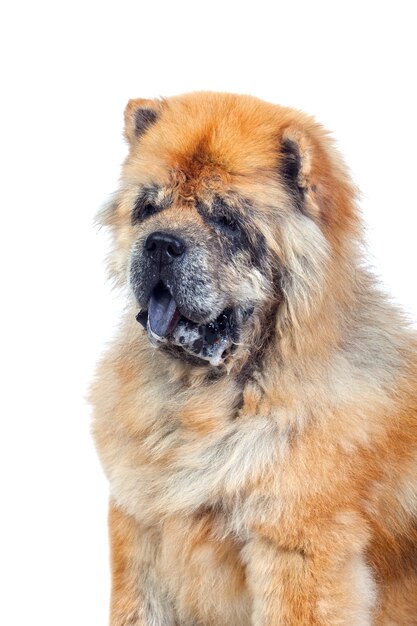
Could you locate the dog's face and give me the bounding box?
[102,93,358,368]
[130,188,269,366]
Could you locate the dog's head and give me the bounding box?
[101,93,358,369]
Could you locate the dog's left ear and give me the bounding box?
[279,125,358,235]
[123,98,162,145]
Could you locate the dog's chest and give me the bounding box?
[104,403,284,529]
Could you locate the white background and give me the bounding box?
[1,2,416,625]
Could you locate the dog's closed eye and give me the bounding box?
[210,213,239,233]
[132,198,161,225]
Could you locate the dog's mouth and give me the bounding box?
[135,283,251,366]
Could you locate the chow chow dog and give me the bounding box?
[90,92,417,625]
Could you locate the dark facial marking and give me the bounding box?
[197,195,267,269]
[134,108,158,137]
[205,197,241,236]
[280,138,306,214]
[235,306,277,388]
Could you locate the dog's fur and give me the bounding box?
[90,92,417,625]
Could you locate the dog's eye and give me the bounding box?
[132,199,160,224]
[141,203,157,219]
[212,214,239,233]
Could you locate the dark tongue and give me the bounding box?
[148,284,181,338]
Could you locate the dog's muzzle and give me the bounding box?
[132,230,253,366]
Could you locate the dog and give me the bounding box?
[90,92,417,625]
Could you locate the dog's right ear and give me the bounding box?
[123,98,162,145]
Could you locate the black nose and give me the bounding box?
[144,231,186,267]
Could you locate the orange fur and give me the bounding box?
[91,92,417,625]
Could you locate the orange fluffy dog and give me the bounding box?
[90,92,417,625]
